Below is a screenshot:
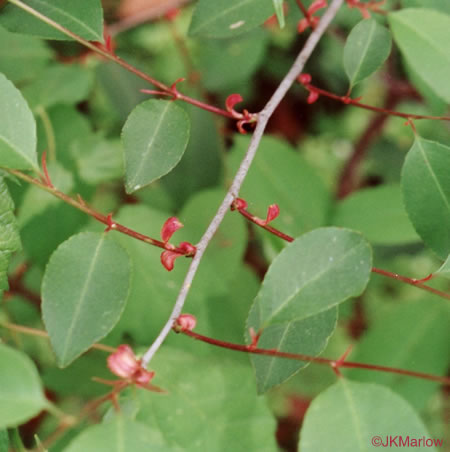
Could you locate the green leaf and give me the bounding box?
[0,178,21,297]
[272,0,285,28]
[189,0,274,38]
[332,185,419,245]
[299,379,437,452]
[136,348,279,452]
[0,73,37,170]
[64,416,171,452]
[0,0,104,42]
[388,8,450,102]
[254,227,372,327]
[228,136,330,243]
[246,305,337,393]
[0,26,53,84]
[401,137,450,259]
[121,100,190,194]
[347,298,450,411]
[42,232,131,367]
[344,19,392,89]
[23,65,92,111]
[401,0,450,15]
[0,344,47,428]
[0,430,8,452]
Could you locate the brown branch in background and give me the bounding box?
[337,88,401,198]
[180,329,450,386]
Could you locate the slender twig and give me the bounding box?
[6,169,190,255]
[301,82,450,121]
[234,207,450,301]
[6,0,236,120]
[295,0,311,18]
[141,0,346,367]
[181,329,450,385]
[1,322,117,353]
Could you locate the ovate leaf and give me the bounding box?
[299,379,436,452]
[0,178,21,297]
[388,8,450,102]
[0,73,37,170]
[0,0,104,42]
[189,0,274,38]
[42,232,131,367]
[121,100,190,194]
[247,305,337,393]
[0,344,47,428]
[64,416,171,452]
[401,137,450,259]
[344,19,392,89]
[254,227,372,327]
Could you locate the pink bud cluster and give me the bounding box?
[225,94,258,134]
[160,217,196,271]
[297,73,320,104]
[297,0,327,34]
[173,314,197,333]
[231,198,280,226]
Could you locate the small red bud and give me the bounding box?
[231,198,248,211]
[265,204,280,225]
[175,314,197,332]
[307,90,320,104]
[297,18,310,33]
[165,7,180,21]
[178,242,196,255]
[298,73,312,85]
[308,0,328,15]
[225,94,244,116]
[134,368,155,386]
[107,345,139,379]
[161,217,183,243]
[160,250,180,271]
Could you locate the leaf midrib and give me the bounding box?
[349,20,377,86]
[59,236,104,363]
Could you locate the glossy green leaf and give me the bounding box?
[189,0,274,38]
[0,26,53,84]
[401,0,450,17]
[64,416,171,452]
[347,298,450,411]
[42,232,131,367]
[332,185,419,245]
[136,348,279,452]
[0,178,21,297]
[228,136,330,243]
[299,379,437,452]
[389,8,450,102]
[0,344,47,428]
[344,19,391,88]
[23,65,92,111]
[272,0,285,28]
[254,227,372,327]
[401,137,450,259]
[0,0,104,42]
[247,305,337,393]
[0,73,37,170]
[121,100,190,194]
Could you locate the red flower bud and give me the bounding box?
[231,198,248,211]
[161,250,180,271]
[298,73,312,85]
[175,314,197,332]
[178,242,196,255]
[134,368,155,386]
[297,18,310,33]
[265,204,280,225]
[107,345,139,379]
[161,217,183,243]
[307,90,320,104]
[225,94,244,117]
